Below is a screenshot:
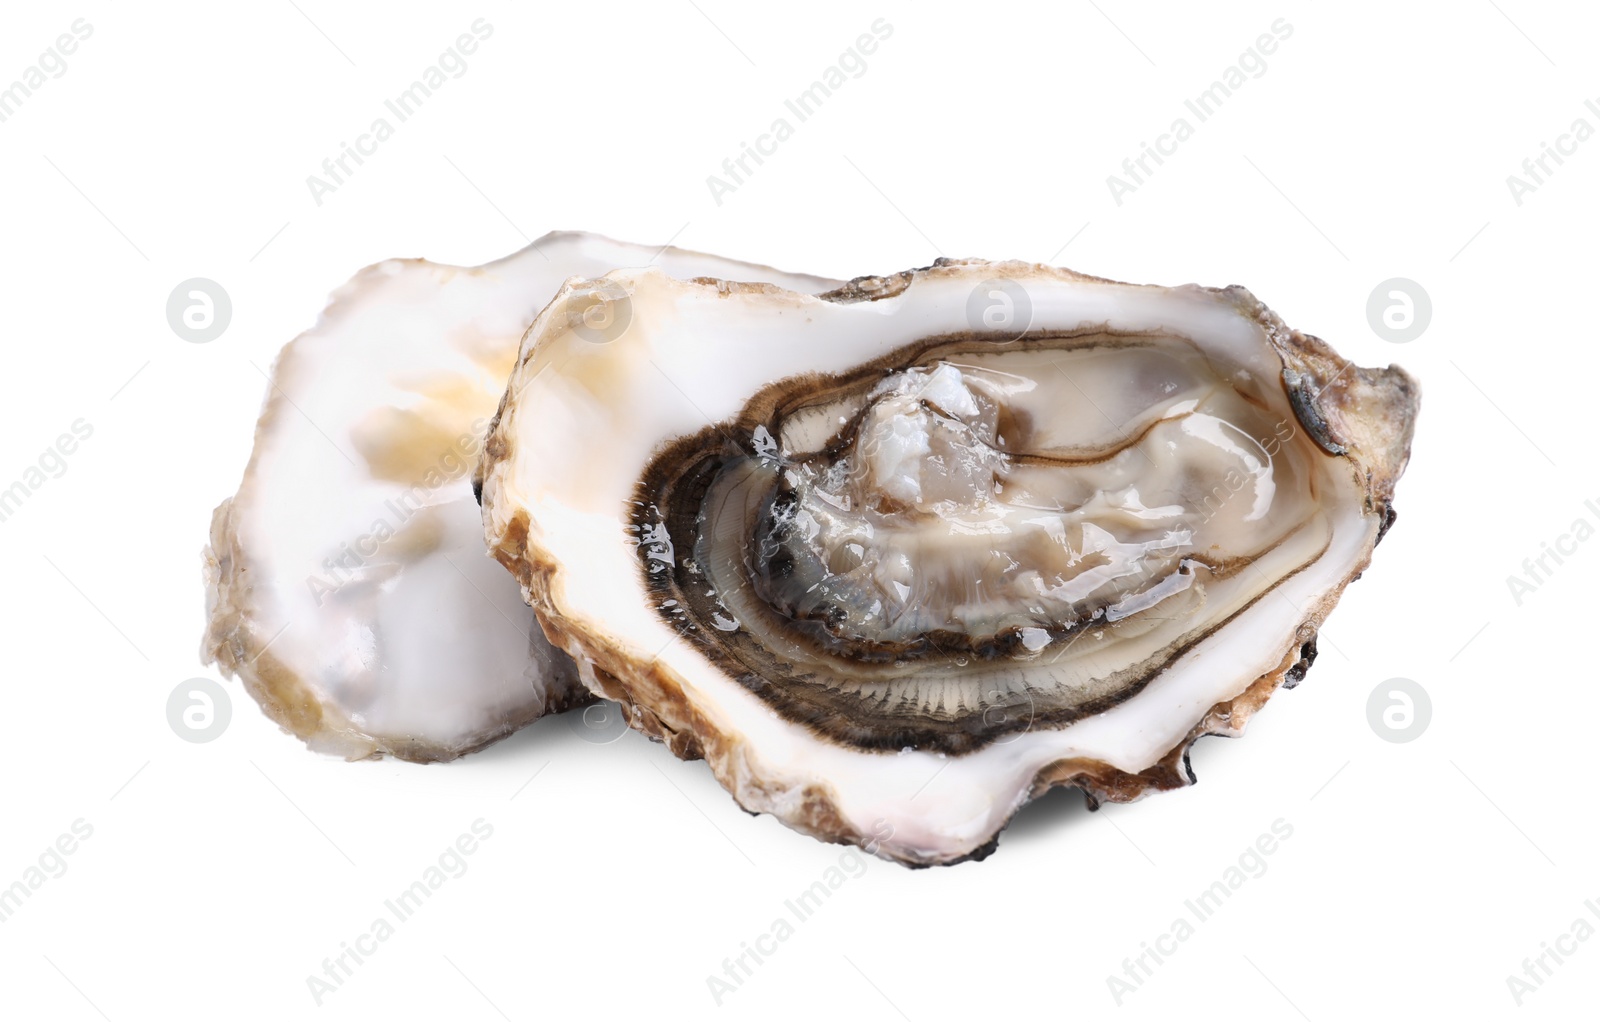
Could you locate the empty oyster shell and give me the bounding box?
[202,232,840,762]
[479,259,1418,864]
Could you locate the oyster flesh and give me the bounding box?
[479,259,1418,863]
[202,232,840,762]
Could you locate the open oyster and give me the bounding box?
[202,232,839,762]
[480,259,1418,864]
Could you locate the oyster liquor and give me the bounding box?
[480,260,1417,865]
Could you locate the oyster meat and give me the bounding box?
[202,232,840,761]
[479,259,1418,864]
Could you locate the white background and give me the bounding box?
[1,1,1595,1018]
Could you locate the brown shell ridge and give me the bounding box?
[478,262,1419,866]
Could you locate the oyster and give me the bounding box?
[202,232,840,762]
[480,259,1418,864]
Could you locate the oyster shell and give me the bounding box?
[480,259,1418,864]
[202,232,840,762]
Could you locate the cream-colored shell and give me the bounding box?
[202,232,840,761]
[480,260,1418,864]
